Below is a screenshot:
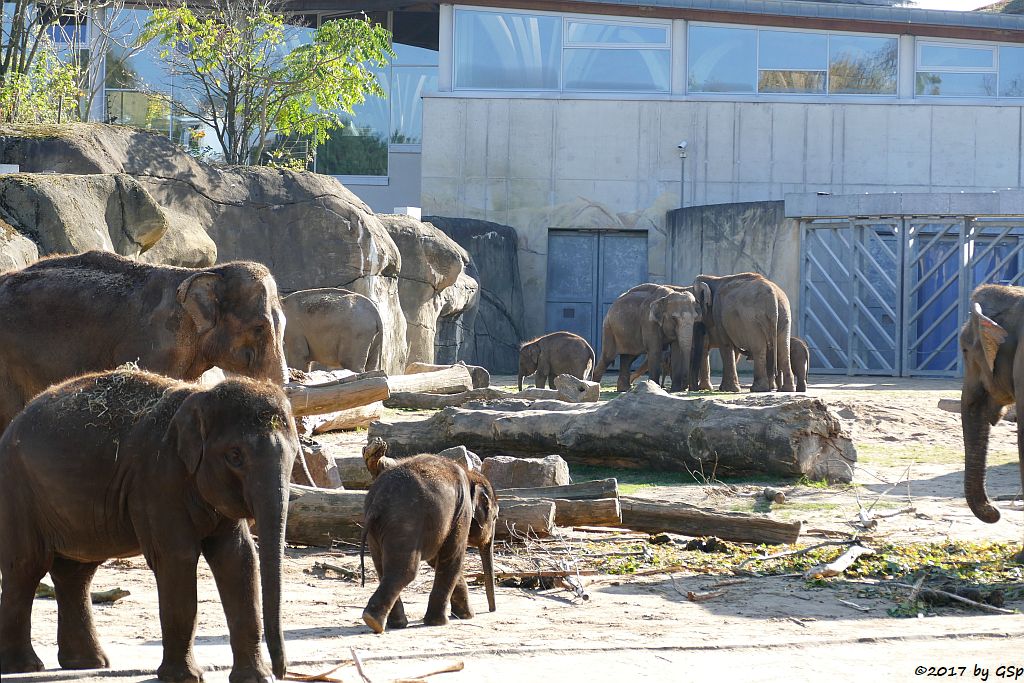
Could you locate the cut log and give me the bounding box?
[369,382,857,483]
[286,486,366,547]
[384,387,511,410]
[497,478,619,501]
[495,499,557,539]
[548,498,621,527]
[285,371,390,417]
[619,496,802,545]
[405,361,490,389]
[309,401,384,434]
[554,374,601,403]
[387,365,473,395]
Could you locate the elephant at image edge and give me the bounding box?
[959,284,1024,562]
[517,331,595,391]
[689,272,795,393]
[281,288,384,372]
[0,370,299,681]
[0,250,288,433]
[594,283,710,392]
[361,455,498,633]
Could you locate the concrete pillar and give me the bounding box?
[898,34,915,100]
[672,19,687,96]
[438,4,454,92]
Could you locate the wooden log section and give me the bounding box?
[284,370,390,417]
[550,498,620,527]
[387,365,473,395]
[384,387,510,410]
[369,381,858,483]
[495,499,556,539]
[405,361,490,389]
[286,486,367,547]
[309,401,384,434]
[497,478,619,501]
[619,496,802,545]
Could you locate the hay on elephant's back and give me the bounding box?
[72,363,175,429]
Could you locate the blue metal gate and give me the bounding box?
[801,218,1024,377]
[545,230,648,352]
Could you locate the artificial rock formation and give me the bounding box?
[480,455,571,490]
[425,216,526,373]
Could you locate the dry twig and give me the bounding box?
[285,662,349,682]
[737,539,859,570]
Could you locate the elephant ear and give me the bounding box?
[469,475,497,529]
[177,272,221,336]
[972,302,1008,374]
[163,392,207,475]
[649,296,667,323]
[694,281,713,320]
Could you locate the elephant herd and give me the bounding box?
[520,272,808,396]
[0,251,491,682]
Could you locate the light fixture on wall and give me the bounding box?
[677,141,688,209]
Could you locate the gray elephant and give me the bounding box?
[0,369,298,682]
[361,455,498,633]
[281,287,384,372]
[594,283,710,392]
[0,250,289,433]
[739,335,810,392]
[517,331,595,391]
[690,273,795,393]
[959,285,1024,562]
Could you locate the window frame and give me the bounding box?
[914,37,1024,100]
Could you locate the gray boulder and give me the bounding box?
[424,216,525,373]
[480,454,570,489]
[0,217,38,270]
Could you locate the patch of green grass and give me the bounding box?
[857,442,1017,467]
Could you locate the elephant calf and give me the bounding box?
[0,369,299,683]
[361,455,498,633]
[282,287,384,372]
[518,331,595,391]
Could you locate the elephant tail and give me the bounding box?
[367,329,383,372]
[360,527,367,587]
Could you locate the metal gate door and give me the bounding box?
[545,230,648,352]
[802,218,1024,377]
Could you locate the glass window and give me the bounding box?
[454,10,560,90]
[916,72,996,97]
[688,25,756,93]
[392,11,439,65]
[391,65,436,143]
[829,35,897,95]
[758,30,826,94]
[316,67,390,175]
[919,43,994,69]
[563,48,669,91]
[565,20,667,46]
[999,46,1024,97]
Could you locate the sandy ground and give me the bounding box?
[8,375,1024,683]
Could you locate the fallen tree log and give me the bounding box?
[285,371,390,417]
[387,366,473,395]
[309,402,385,434]
[497,478,619,501]
[496,499,557,538]
[619,496,802,545]
[550,498,621,527]
[369,382,857,482]
[406,361,490,389]
[384,387,511,410]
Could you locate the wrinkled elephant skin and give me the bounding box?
[282,288,384,372]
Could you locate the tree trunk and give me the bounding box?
[619,496,802,545]
[405,361,490,388]
[286,487,366,547]
[309,402,384,434]
[369,382,857,483]
[497,479,619,501]
[387,366,473,395]
[384,388,510,410]
[284,372,389,417]
[549,498,621,527]
[496,499,557,538]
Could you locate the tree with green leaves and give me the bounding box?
[140,0,393,166]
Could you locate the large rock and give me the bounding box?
[424,216,525,373]
[436,259,480,365]
[0,123,408,372]
[0,217,38,270]
[0,173,167,258]
[480,455,571,489]
[380,214,478,366]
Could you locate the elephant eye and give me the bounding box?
[227,448,245,468]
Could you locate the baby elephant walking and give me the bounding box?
[361,455,498,633]
[518,331,595,391]
[0,369,299,683]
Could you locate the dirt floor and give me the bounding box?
[9,375,1024,683]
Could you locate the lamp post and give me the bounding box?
[678,140,688,209]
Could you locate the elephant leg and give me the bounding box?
[719,346,742,393]
[202,528,270,683]
[749,345,772,393]
[616,354,637,393]
[777,334,795,392]
[51,557,109,670]
[386,597,409,630]
[0,551,49,674]
[423,531,468,627]
[151,550,203,683]
[363,538,418,634]
[449,576,474,619]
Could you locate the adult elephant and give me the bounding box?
[689,273,794,393]
[959,284,1024,562]
[0,251,288,432]
[281,288,383,372]
[594,283,709,392]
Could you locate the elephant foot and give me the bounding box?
[750,383,772,393]
[386,612,409,630]
[719,382,741,393]
[779,383,796,392]
[228,663,273,683]
[58,649,110,670]
[451,604,475,620]
[362,609,386,634]
[0,647,45,674]
[157,660,204,683]
[422,611,449,627]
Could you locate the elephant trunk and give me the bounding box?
[255,483,288,678]
[689,322,707,391]
[962,397,1002,524]
[517,372,524,392]
[480,533,496,612]
[672,318,694,392]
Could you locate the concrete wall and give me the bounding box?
[344,147,423,214]
[421,96,1024,337]
[668,200,800,333]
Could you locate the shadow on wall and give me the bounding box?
[425,216,526,374]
